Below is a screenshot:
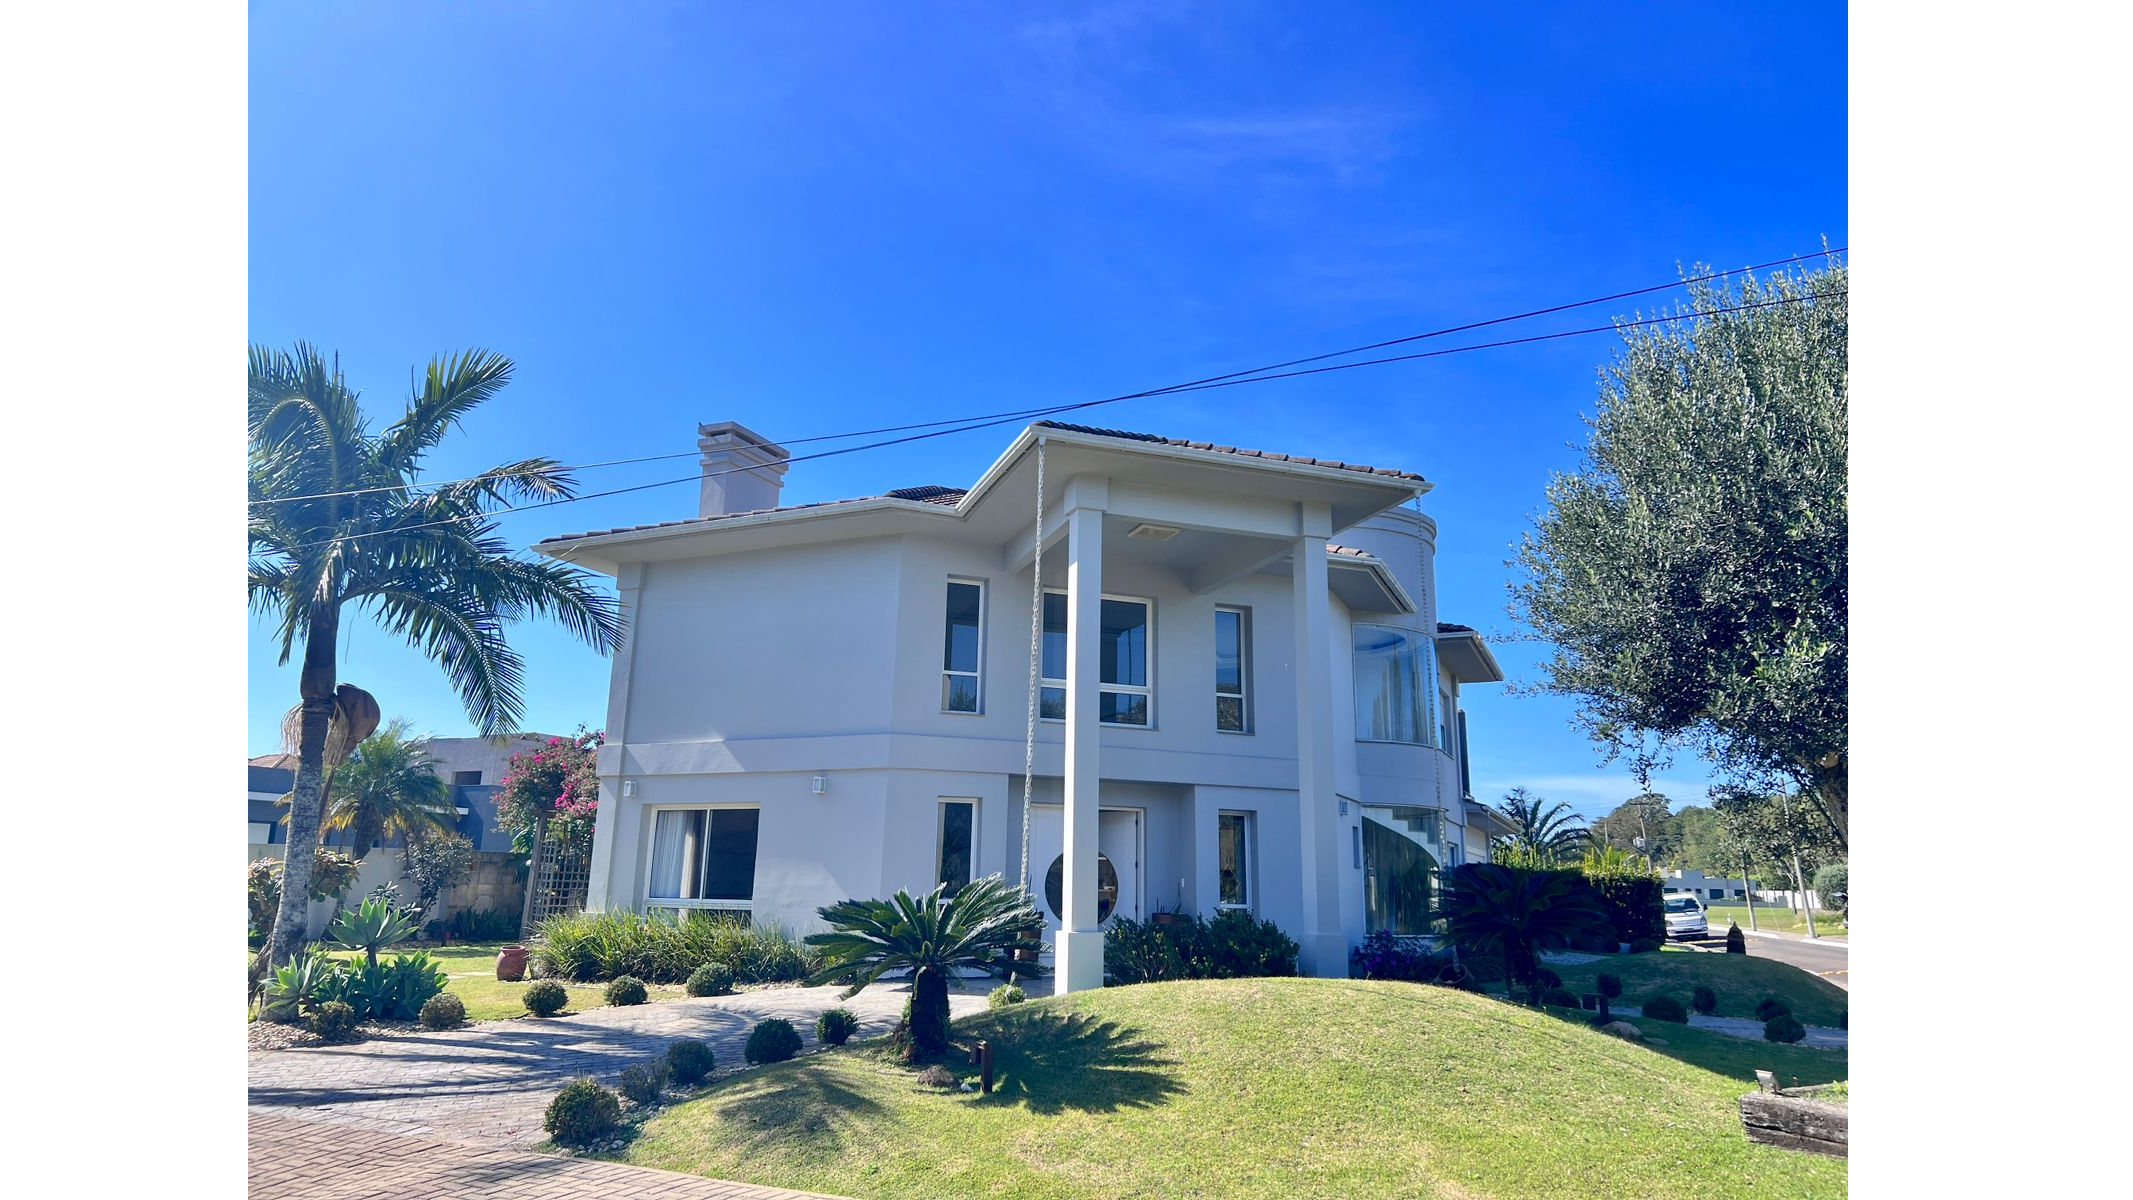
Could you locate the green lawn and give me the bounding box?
[1548,947,1849,1027]
[1704,904,1845,937]
[618,978,1846,1199]
[311,942,689,1021]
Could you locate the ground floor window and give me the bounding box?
[1362,808,1440,935]
[1217,811,1254,908]
[938,799,976,891]
[646,806,759,915]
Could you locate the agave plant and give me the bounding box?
[259,952,344,1022]
[806,874,1048,1059]
[327,896,422,969]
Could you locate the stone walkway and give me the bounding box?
[248,980,987,1148]
[1614,1004,1848,1048]
[249,1111,837,1199]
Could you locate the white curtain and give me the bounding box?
[648,809,692,899]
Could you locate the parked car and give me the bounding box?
[1663,894,1709,940]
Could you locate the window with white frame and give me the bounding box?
[937,799,976,891]
[1218,811,1254,908]
[1040,591,1153,726]
[941,579,984,713]
[1352,623,1437,745]
[1215,606,1250,733]
[645,807,760,916]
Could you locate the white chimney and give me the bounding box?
[696,421,789,518]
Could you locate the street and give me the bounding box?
[1685,930,1849,990]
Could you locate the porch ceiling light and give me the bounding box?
[1126,522,1181,542]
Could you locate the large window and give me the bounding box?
[1352,623,1438,745]
[937,799,976,891]
[1362,807,1440,935]
[1218,812,1254,908]
[646,807,760,915]
[1215,607,1250,733]
[1040,591,1153,726]
[942,579,984,713]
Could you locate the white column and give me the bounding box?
[1056,489,1107,992]
[586,561,644,914]
[1292,505,1345,975]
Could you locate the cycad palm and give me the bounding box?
[1496,786,1589,865]
[1440,862,1611,1004]
[320,719,455,860]
[249,342,622,971]
[805,875,1048,1058]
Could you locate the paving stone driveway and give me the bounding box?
[248,981,987,1148]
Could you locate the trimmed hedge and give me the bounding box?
[746,1018,803,1064]
[1642,994,1689,1023]
[545,1078,621,1145]
[1764,1014,1807,1044]
[816,1008,861,1045]
[667,1039,715,1085]
[524,980,569,1017]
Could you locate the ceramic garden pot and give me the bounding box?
[496,944,529,981]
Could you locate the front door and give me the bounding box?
[1023,804,1142,949]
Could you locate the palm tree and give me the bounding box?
[1495,786,1589,865]
[249,343,622,972]
[805,875,1049,1059]
[319,719,456,860]
[1440,862,1611,1004]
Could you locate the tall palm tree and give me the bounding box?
[249,343,622,972]
[319,719,456,860]
[1495,786,1589,865]
[805,875,1049,1059]
[1440,862,1611,1004]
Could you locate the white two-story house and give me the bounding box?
[537,419,1504,989]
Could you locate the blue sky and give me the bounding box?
[248,1,1847,822]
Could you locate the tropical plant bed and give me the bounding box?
[1544,947,1848,1027]
[616,977,1847,1199]
[252,942,691,1025]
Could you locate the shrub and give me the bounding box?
[1106,910,1301,984]
[448,906,523,942]
[816,1008,861,1046]
[745,1018,802,1064]
[1535,967,1563,990]
[1104,917,1188,984]
[531,910,818,984]
[1812,861,1848,915]
[1754,997,1792,1022]
[617,1059,669,1105]
[1628,938,1662,954]
[401,830,474,916]
[1574,864,1667,946]
[1350,931,1454,983]
[1541,986,1582,1008]
[1595,972,1623,999]
[544,1077,621,1146]
[419,992,467,1030]
[1200,909,1301,977]
[312,1000,359,1040]
[1691,985,1718,1015]
[686,963,735,997]
[1764,1014,1807,1044]
[988,984,1026,1009]
[915,1065,958,1089]
[667,1039,715,1085]
[604,976,648,1006]
[369,952,449,1021]
[525,979,569,1017]
[1725,922,1747,953]
[1642,994,1689,1023]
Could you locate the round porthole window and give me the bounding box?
[1043,852,1119,924]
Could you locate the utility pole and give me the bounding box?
[1739,846,1759,932]
[1779,793,1818,939]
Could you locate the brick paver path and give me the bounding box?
[249,1111,837,1199]
[248,981,987,1148]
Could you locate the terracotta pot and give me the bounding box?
[496,945,529,982]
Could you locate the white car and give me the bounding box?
[1663,895,1709,940]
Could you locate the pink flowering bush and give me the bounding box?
[497,727,603,854]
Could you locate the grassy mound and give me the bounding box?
[622,977,1846,1199]
[1550,949,1848,1027]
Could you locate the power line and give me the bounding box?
[266,285,1843,553]
[252,246,1843,508]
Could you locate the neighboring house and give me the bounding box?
[536,420,1506,988]
[1662,868,1757,903]
[246,737,541,935]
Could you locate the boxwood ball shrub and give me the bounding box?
[524,979,569,1017]
[618,1059,669,1105]
[988,984,1026,1009]
[1642,994,1689,1023]
[1541,986,1582,1009]
[1690,985,1718,1015]
[1754,997,1793,1023]
[544,1077,622,1146]
[745,1018,803,1064]
[1725,922,1747,953]
[419,992,467,1030]
[1764,1014,1807,1044]
[686,963,735,997]
[312,1000,359,1041]
[667,1039,715,1086]
[604,976,649,1006]
[816,1008,861,1046]
[1595,972,1623,999]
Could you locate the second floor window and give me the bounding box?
[1041,591,1153,726]
[942,579,984,713]
[1215,606,1250,732]
[1352,623,1438,746]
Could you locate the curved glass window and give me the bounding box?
[1353,624,1438,745]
